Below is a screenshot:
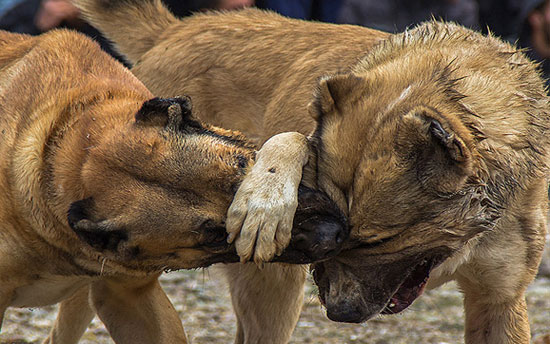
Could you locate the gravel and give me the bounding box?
[1,268,549,344]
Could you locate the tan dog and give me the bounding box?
[75,1,550,343]
[0,29,347,343]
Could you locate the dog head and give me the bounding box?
[302,36,517,322]
[68,97,347,272]
[67,97,253,270]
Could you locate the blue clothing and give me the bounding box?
[0,0,23,17]
[256,0,342,23]
[336,0,479,33]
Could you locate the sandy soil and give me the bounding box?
[1,268,549,344]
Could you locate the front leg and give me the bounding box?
[0,290,12,331]
[221,263,307,344]
[458,181,547,344]
[458,251,534,344]
[462,292,530,344]
[227,132,309,264]
[457,239,539,344]
[43,286,95,344]
[90,274,186,344]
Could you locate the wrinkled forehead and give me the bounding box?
[179,131,255,159]
[168,130,255,177]
[88,128,253,194]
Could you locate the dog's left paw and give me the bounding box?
[226,132,309,264]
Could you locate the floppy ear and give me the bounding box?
[68,198,127,252]
[398,106,475,194]
[135,96,196,131]
[309,74,364,118]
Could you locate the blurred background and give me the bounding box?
[2,0,550,81]
[0,0,549,343]
[1,271,549,343]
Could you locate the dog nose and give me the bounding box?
[287,185,349,261]
[273,185,348,264]
[290,185,348,261]
[326,302,365,323]
[290,219,346,260]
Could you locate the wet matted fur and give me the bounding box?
[75,1,550,343]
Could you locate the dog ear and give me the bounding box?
[67,198,128,252]
[135,96,197,131]
[398,106,475,194]
[310,74,364,117]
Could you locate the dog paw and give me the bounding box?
[226,132,309,264]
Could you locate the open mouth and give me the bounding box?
[313,259,435,313]
[312,250,450,323]
[381,258,436,314]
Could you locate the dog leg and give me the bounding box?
[458,183,547,344]
[222,263,307,344]
[0,292,10,331]
[458,253,534,344]
[90,274,187,344]
[462,291,530,344]
[0,287,15,332]
[43,286,95,344]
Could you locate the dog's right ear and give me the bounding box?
[397,106,476,194]
[68,198,128,252]
[134,96,195,131]
[309,74,364,118]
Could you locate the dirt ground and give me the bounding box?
[1,266,549,344]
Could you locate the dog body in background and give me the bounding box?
[75,1,550,343]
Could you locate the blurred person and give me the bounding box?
[524,0,550,58]
[0,0,253,63]
[0,0,126,62]
[256,0,343,23]
[514,0,550,85]
[217,0,254,10]
[478,0,523,41]
[336,0,479,32]
[1,0,254,32]
[35,0,79,31]
[0,0,23,17]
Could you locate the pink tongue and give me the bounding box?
[384,279,427,314]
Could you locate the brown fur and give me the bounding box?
[0,28,255,343]
[75,1,550,343]
[0,29,348,343]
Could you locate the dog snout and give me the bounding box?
[326,300,367,323]
[273,185,348,264]
[291,218,346,260]
[274,216,347,264]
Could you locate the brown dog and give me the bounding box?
[0,29,347,343]
[75,1,550,343]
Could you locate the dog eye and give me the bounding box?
[236,155,248,169]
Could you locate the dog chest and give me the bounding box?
[11,275,90,308]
